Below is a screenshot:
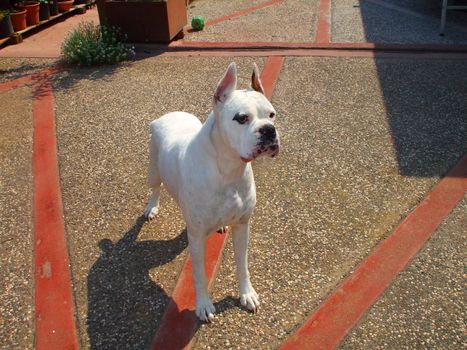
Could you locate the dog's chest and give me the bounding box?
[212,185,254,225]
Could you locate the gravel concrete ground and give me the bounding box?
[186,0,318,42]
[332,0,467,44]
[1,0,467,347]
[191,56,466,349]
[0,58,56,83]
[52,56,265,349]
[0,86,34,349]
[342,199,466,349]
[2,54,463,349]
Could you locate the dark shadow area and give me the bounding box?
[87,216,188,350]
[50,62,124,92]
[357,0,467,43]
[87,217,240,349]
[359,0,467,176]
[372,58,467,177]
[0,64,51,83]
[24,60,127,99]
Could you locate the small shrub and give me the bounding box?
[0,10,10,22]
[61,22,135,66]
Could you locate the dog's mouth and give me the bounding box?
[241,143,280,163]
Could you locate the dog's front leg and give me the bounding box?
[188,231,216,322]
[232,223,260,312]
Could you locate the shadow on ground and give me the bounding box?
[86,216,240,349]
[86,216,188,349]
[373,58,467,177]
[358,0,467,176]
[358,0,467,43]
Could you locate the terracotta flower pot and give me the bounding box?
[19,1,40,25]
[57,0,73,12]
[0,13,14,38]
[10,9,27,31]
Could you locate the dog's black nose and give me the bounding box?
[259,124,277,140]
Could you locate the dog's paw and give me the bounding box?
[144,204,159,221]
[195,296,216,322]
[240,286,260,312]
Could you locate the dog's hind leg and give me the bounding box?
[144,138,161,221]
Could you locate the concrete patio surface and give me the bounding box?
[192,56,467,349]
[186,0,319,42]
[332,0,467,44]
[0,0,466,349]
[0,86,34,349]
[52,57,266,349]
[342,199,466,349]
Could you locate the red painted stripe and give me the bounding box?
[33,79,79,350]
[204,0,285,28]
[149,58,285,350]
[0,75,33,93]
[316,0,331,43]
[150,232,229,350]
[279,154,467,350]
[261,56,284,100]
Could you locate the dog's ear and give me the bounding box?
[214,62,237,104]
[251,63,265,95]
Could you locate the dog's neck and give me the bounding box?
[198,112,249,179]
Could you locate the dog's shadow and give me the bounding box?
[87,216,236,349]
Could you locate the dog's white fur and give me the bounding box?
[144,62,279,321]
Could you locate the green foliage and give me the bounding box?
[0,9,10,21]
[61,22,135,66]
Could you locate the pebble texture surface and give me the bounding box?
[332,0,467,44]
[342,199,466,349]
[191,56,467,349]
[0,86,34,350]
[187,0,318,42]
[0,58,55,83]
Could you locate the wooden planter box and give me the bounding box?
[102,0,186,43]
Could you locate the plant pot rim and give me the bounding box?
[11,9,27,14]
[20,1,40,5]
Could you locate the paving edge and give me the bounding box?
[32,74,79,349]
[279,154,467,350]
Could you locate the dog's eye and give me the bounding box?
[233,113,248,125]
[269,112,276,119]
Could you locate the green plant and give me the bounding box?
[61,21,135,66]
[0,9,9,21]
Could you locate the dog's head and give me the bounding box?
[213,62,280,163]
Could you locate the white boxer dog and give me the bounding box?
[144,62,280,322]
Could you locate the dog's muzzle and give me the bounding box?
[241,124,280,163]
[256,124,280,158]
